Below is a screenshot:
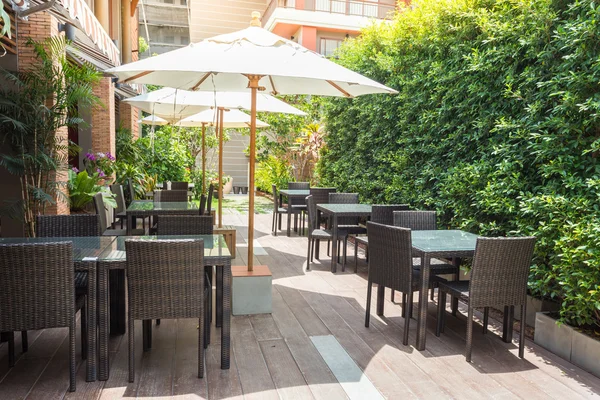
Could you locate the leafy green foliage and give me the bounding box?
[320,0,600,327]
[0,3,10,40]
[68,169,116,211]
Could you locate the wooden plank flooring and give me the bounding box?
[1,211,600,399]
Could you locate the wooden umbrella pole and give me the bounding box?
[247,75,261,271]
[218,107,224,228]
[201,123,206,195]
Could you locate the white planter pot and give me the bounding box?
[534,312,600,378]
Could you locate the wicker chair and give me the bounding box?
[127,177,136,205]
[391,210,458,303]
[199,194,207,216]
[0,242,84,391]
[93,193,127,236]
[435,236,536,362]
[205,184,214,216]
[354,204,410,272]
[125,239,206,381]
[306,195,348,270]
[288,182,309,234]
[169,181,189,191]
[271,184,288,236]
[110,184,127,229]
[364,222,444,345]
[153,189,188,203]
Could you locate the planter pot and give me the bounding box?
[515,295,560,327]
[534,312,600,378]
[223,179,233,195]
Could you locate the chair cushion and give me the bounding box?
[338,225,367,235]
[276,207,288,213]
[438,280,470,297]
[311,228,347,239]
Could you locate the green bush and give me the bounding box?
[256,156,293,194]
[319,0,600,327]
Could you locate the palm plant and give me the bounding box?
[0,36,101,236]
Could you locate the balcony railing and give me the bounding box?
[264,0,396,26]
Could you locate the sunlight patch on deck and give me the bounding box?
[311,335,384,400]
[236,241,268,255]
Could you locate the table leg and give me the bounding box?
[109,270,126,335]
[451,257,462,316]
[216,267,223,328]
[331,214,339,273]
[84,262,97,382]
[98,266,110,381]
[416,254,430,351]
[287,204,292,237]
[126,213,132,235]
[221,264,231,369]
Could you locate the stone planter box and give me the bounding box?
[534,312,600,378]
[514,295,560,327]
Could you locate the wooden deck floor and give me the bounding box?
[1,212,600,399]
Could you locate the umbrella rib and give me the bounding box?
[192,72,212,90]
[124,71,152,83]
[326,80,353,98]
[268,76,279,95]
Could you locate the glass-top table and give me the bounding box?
[410,230,478,351]
[278,190,310,237]
[0,236,117,262]
[316,204,372,272]
[95,234,232,381]
[126,201,201,235]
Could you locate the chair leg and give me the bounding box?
[8,332,15,367]
[69,319,76,392]
[401,293,406,318]
[365,280,373,327]
[156,319,161,326]
[327,240,330,256]
[436,291,444,337]
[315,240,320,260]
[354,241,359,273]
[403,292,412,346]
[81,299,88,360]
[483,307,489,334]
[430,287,435,301]
[128,317,135,383]
[502,306,515,343]
[376,284,385,316]
[306,238,312,270]
[391,289,395,303]
[519,304,526,359]
[21,331,28,353]
[278,213,282,230]
[198,316,205,378]
[466,306,474,362]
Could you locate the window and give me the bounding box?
[319,38,343,57]
[164,36,175,44]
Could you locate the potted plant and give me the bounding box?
[68,168,117,212]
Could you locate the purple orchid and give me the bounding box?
[85,152,96,162]
[106,152,116,161]
[72,167,79,173]
[97,168,106,178]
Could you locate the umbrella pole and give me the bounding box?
[218,107,224,228]
[201,123,206,195]
[247,75,261,271]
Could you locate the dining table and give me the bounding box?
[0,236,118,382]
[95,234,232,381]
[125,200,200,234]
[316,203,372,272]
[278,189,310,236]
[410,229,478,350]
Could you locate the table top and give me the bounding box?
[127,200,199,212]
[98,234,231,262]
[279,189,310,196]
[316,203,372,215]
[0,236,117,262]
[411,230,478,253]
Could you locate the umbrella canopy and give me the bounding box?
[125,87,307,120]
[176,108,269,128]
[138,114,171,125]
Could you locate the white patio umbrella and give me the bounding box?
[138,114,171,125]
[107,11,397,271]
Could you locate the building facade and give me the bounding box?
[138,0,190,57]
[0,0,141,234]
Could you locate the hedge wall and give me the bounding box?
[319,0,600,327]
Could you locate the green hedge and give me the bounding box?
[319,0,600,327]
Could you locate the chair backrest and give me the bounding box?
[126,239,205,320]
[127,178,136,205]
[393,210,437,230]
[371,204,410,226]
[305,195,318,234]
[157,215,214,235]
[154,190,188,203]
[470,237,536,308]
[329,192,359,225]
[36,214,101,237]
[0,242,74,331]
[199,194,207,216]
[272,184,279,211]
[367,222,414,293]
[170,181,189,191]
[288,182,309,206]
[110,184,127,214]
[93,193,108,233]
[309,187,336,205]
[205,184,214,215]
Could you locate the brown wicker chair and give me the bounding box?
[435,236,536,362]
[0,242,84,391]
[93,193,127,236]
[271,184,289,236]
[288,182,309,233]
[153,189,188,203]
[354,204,410,272]
[364,222,444,345]
[125,239,206,382]
[306,195,348,270]
[392,210,458,303]
[110,184,127,229]
[169,181,189,191]
[205,184,214,216]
